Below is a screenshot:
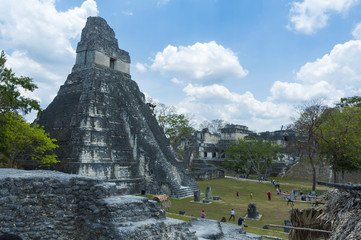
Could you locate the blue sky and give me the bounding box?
[1,0,361,131]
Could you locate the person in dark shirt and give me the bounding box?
[238,216,246,226]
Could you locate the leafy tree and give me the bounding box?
[290,101,327,191]
[0,112,59,168]
[0,50,58,168]
[0,50,40,114]
[318,102,361,183]
[223,137,282,176]
[146,98,195,160]
[157,110,194,150]
[336,96,361,108]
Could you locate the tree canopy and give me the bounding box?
[290,101,327,190]
[0,50,58,168]
[223,137,282,176]
[146,98,195,160]
[0,112,58,168]
[318,100,361,183]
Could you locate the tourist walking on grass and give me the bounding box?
[267,191,271,200]
[229,209,235,221]
[236,191,239,198]
[250,192,253,199]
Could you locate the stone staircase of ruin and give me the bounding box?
[191,159,223,170]
[169,182,199,199]
[190,159,225,181]
[98,195,198,239]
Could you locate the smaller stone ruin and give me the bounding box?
[205,186,212,200]
[246,203,260,219]
[194,190,201,202]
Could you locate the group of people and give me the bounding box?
[200,208,247,227]
[282,189,318,201]
[228,209,247,227]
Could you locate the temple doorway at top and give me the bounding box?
[110,58,116,69]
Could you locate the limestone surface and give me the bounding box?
[0,169,197,240]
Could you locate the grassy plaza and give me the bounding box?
[163,177,330,238]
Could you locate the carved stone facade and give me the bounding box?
[32,17,198,198]
[189,124,250,180]
[190,125,297,178]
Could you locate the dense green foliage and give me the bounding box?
[152,102,194,160]
[0,50,58,168]
[318,101,361,182]
[158,112,194,145]
[336,96,361,108]
[0,112,58,167]
[291,98,361,185]
[223,138,282,175]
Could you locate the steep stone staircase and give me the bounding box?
[99,195,197,239]
[191,159,225,181]
[77,181,198,240]
[169,182,199,199]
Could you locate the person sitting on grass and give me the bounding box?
[238,216,247,227]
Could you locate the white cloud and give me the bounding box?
[135,62,148,72]
[269,81,343,103]
[288,0,358,34]
[150,41,248,84]
[177,84,294,131]
[171,78,185,85]
[176,38,361,131]
[352,22,361,39]
[122,11,133,16]
[0,0,98,116]
[157,0,170,6]
[269,40,361,105]
[297,40,361,87]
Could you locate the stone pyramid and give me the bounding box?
[35,16,198,197]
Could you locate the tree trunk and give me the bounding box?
[9,157,14,168]
[310,156,316,191]
[332,152,337,183]
[341,170,345,184]
[308,137,316,191]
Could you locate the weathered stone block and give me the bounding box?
[247,203,259,219]
[205,186,212,199]
[194,190,200,202]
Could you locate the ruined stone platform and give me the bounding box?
[0,169,197,240]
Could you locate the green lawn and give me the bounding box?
[164,177,329,238]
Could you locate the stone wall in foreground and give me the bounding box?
[0,169,197,240]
